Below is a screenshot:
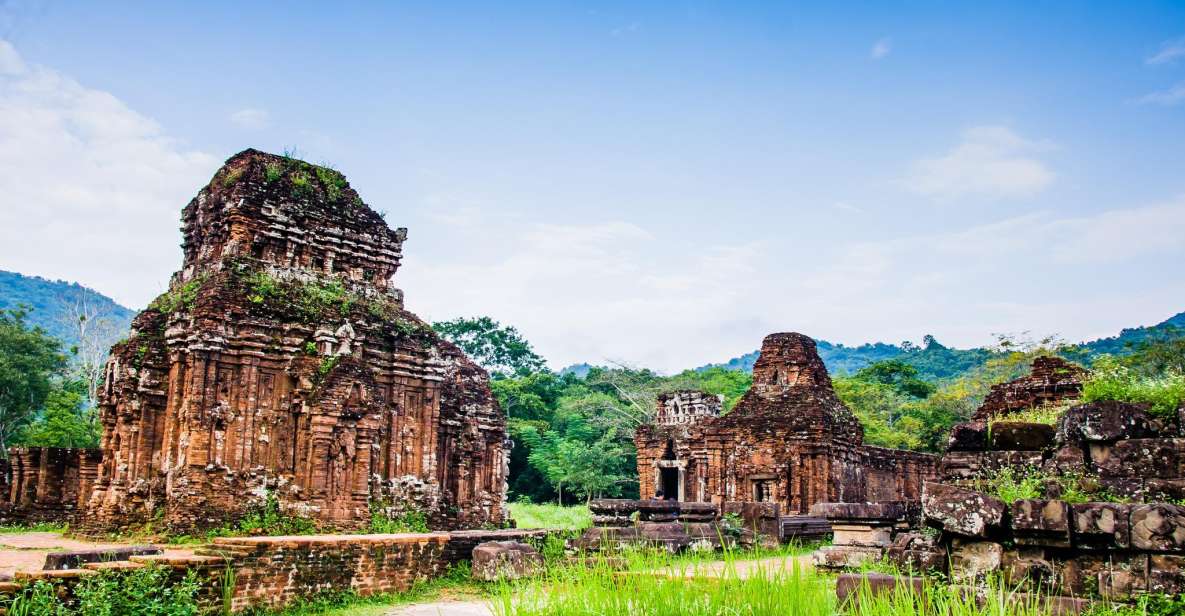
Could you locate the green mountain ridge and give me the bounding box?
[705,311,1185,378]
[0,270,136,352]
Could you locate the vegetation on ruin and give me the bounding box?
[1081,354,1185,418]
[7,565,202,616]
[149,274,208,315]
[979,466,1126,505]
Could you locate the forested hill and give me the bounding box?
[0,270,135,350]
[705,312,1185,379]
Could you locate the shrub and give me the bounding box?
[367,502,430,534]
[1081,355,1185,418]
[8,566,201,616]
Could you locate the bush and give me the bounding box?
[1081,355,1185,418]
[7,566,201,616]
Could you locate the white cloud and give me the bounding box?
[610,22,641,37]
[870,38,892,60]
[230,107,270,129]
[0,39,216,307]
[903,126,1055,200]
[1147,37,1185,65]
[1137,82,1185,106]
[0,40,25,75]
[401,194,1185,372]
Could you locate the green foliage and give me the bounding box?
[264,162,283,183]
[433,317,547,377]
[236,491,318,536]
[982,467,1044,504]
[7,566,201,616]
[16,378,100,448]
[367,502,430,533]
[1082,355,1185,418]
[980,467,1126,505]
[0,307,67,449]
[237,269,412,338]
[304,341,318,355]
[318,355,340,377]
[314,165,348,202]
[853,360,935,399]
[290,169,314,198]
[992,402,1068,426]
[149,275,207,314]
[221,167,244,188]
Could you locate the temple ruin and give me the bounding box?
[635,332,936,513]
[81,149,509,532]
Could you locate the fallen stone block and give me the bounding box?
[1131,503,1185,552]
[43,545,163,570]
[1063,553,1147,598]
[835,573,925,607]
[1056,401,1157,445]
[1011,499,1071,547]
[1095,438,1185,478]
[1071,502,1131,549]
[1148,554,1185,595]
[990,422,1055,451]
[939,451,1043,481]
[1012,594,1092,616]
[922,482,1006,538]
[471,541,544,581]
[886,532,947,573]
[812,545,883,570]
[949,539,1003,582]
[947,422,988,452]
[1002,547,1056,590]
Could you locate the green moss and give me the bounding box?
[264,161,283,184]
[290,169,314,198]
[148,274,208,314]
[315,165,349,202]
[304,341,318,356]
[221,167,244,188]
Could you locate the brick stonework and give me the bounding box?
[0,447,101,524]
[81,150,509,533]
[636,333,936,513]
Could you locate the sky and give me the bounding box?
[1,1,1184,372]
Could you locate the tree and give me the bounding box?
[853,360,935,399]
[18,378,100,448]
[432,317,547,377]
[0,307,67,451]
[58,291,123,411]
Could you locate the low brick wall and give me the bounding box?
[196,533,450,612]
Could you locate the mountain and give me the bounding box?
[0,270,135,352]
[706,312,1185,380]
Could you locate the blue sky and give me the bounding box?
[1,1,1184,371]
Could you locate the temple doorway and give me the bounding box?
[660,467,679,501]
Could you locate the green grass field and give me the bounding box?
[507,503,592,530]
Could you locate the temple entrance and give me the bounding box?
[660,467,679,501]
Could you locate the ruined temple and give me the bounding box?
[83,149,509,532]
[635,333,936,513]
[970,355,1087,422]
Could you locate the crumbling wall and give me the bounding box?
[83,150,509,533]
[635,333,936,514]
[0,447,101,524]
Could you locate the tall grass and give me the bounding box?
[1082,356,1185,418]
[508,503,592,530]
[492,550,1059,616]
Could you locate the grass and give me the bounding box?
[994,401,1070,426]
[508,503,592,530]
[0,521,68,534]
[1081,356,1185,418]
[492,549,1061,616]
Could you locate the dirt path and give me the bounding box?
[386,601,493,616]
[0,532,194,578]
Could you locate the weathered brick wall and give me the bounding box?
[0,447,101,524]
[201,534,450,612]
[636,333,936,513]
[84,150,509,534]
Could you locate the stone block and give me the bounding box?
[886,532,947,573]
[1071,502,1131,549]
[1148,554,1185,594]
[1042,446,1086,475]
[470,541,544,581]
[1131,503,1185,552]
[835,573,925,606]
[1098,478,1145,502]
[1011,499,1071,547]
[43,545,162,570]
[1095,438,1185,478]
[921,482,1005,538]
[812,545,883,570]
[949,540,1003,582]
[809,501,908,523]
[1145,479,1185,502]
[947,422,987,452]
[990,422,1055,451]
[1056,401,1157,445]
[1002,547,1055,590]
[939,450,1043,481]
[831,524,892,548]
